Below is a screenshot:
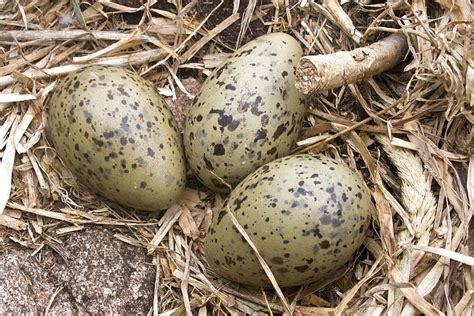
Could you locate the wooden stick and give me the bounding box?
[0,29,159,43]
[295,33,408,94]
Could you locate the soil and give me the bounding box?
[165,77,202,131]
[0,227,155,314]
[115,0,272,46]
[193,0,272,47]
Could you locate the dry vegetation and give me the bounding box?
[0,0,472,315]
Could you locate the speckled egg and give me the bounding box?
[204,154,372,288]
[46,65,186,210]
[184,32,306,192]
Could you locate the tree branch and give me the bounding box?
[295,33,408,94]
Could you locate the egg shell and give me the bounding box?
[204,154,372,288]
[184,32,306,192]
[46,65,186,210]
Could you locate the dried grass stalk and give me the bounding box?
[0,115,18,215]
[0,48,167,88]
[0,93,36,103]
[0,214,28,230]
[308,0,362,43]
[235,0,256,48]
[227,207,291,314]
[0,29,165,43]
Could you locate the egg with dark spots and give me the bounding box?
[204,154,372,288]
[46,65,186,211]
[184,33,306,192]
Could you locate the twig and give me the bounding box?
[236,0,256,48]
[390,267,444,315]
[45,286,64,315]
[180,13,240,62]
[0,48,166,87]
[0,29,164,43]
[407,244,474,266]
[148,205,183,254]
[0,115,18,215]
[295,33,408,94]
[153,256,161,316]
[0,93,35,103]
[295,94,406,153]
[227,206,291,314]
[181,241,193,316]
[69,0,86,29]
[0,214,27,230]
[219,286,285,313]
[309,0,362,43]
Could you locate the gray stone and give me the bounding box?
[0,227,155,314]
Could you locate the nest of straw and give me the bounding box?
[0,0,472,314]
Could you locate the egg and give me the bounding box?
[46,65,186,211]
[204,154,372,288]
[184,32,306,192]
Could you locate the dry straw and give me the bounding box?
[0,0,472,314]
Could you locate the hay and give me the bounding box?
[0,0,472,314]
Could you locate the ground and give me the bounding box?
[0,227,155,314]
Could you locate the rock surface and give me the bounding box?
[0,227,155,314]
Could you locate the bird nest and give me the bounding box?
[0,0,472,315]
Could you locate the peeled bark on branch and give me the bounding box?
[295,33,408,94]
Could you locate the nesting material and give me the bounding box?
[0,0,472,315]
[295,33,409,94]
